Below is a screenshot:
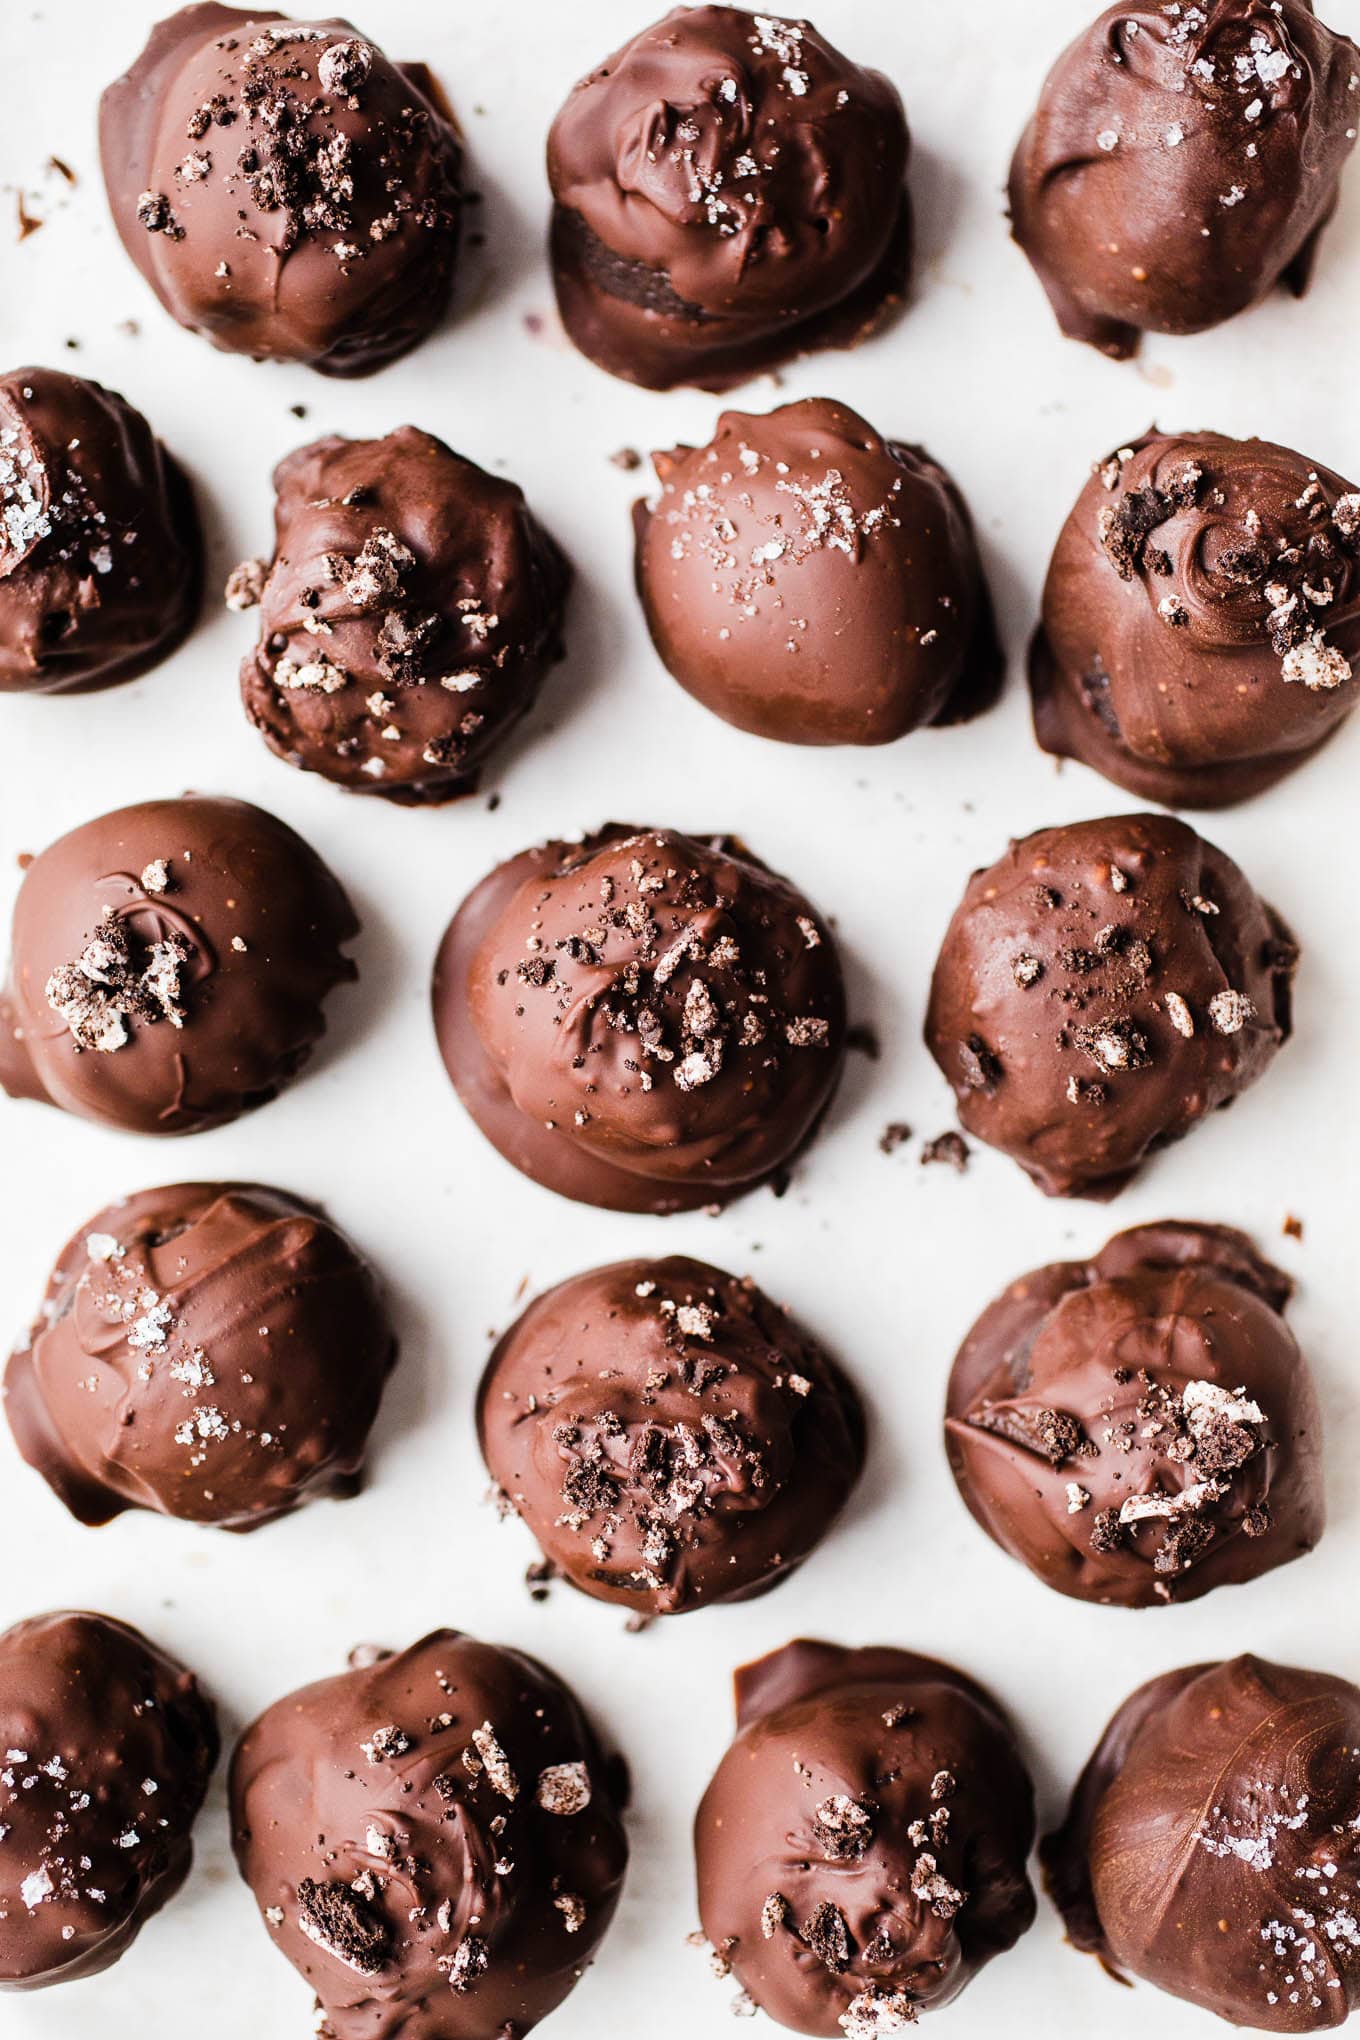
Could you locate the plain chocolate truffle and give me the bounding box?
[695,1640,1036,2033]
[99,6,463,376]
[547,7,910,390]
[230,1630,628,2040]
[433,825,846,1213]
[478,1257,865,1617]
[0,795,358,1135]
[234,427,570,803]
[0,366,200,695]
[0,1610,217,1989]
[634,398,1001,746]
[1043,1655,1360,2029]
[1009,0,1360,360]
[6,1182,396,1532]
[924,812,1297,1198]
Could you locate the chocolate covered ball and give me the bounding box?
[695,1640,1036,2033]
[0,366,200,695]
[100,7,463,376]
[433,825,846,1213]
[6,1182,395,1532]
[547,7,910,390]
[1010,0,1360,360]
[479,1257,864,1617]
[1044,1655,1360,2029]
[0,1610,217,1989]
[0,795,357,1136]
[231,1630,628,2040]
[234,427,570,803]
[634,398,1001,747]
[945,1220,1323,1608]
[1030,430,1360,807]
[924,812,1297,1198]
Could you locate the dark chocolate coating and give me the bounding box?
[924,812,1296,1198]
[945,1220,1324,1607]
[1043,1654,1360,2029]
[236,427,570,803]
[0,794,358,1135]
[0,1610,217,1990]
[695,1640,1036,2033]
[230,1630,628,2040]
[478,1257,865,1617]
[634,398,1001,747]
[1009,0,1360,360]
[547,7,910,390]
[432,825,846,1213]
[0,366,200,695]
[1030,429,1360,807]
[6,1182,396,1532]
[99,6,463,377]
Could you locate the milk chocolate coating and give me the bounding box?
[924,812,1296,1198]
[0,367,200,695]
[6,1182,395,1532]
[1043,1654,1360,2029]
[231,1630,628,2040]
[432,825,846,1213]
[695,1640,1036,2033]
[1030,429,1360,807]
[0,1610,217,1990]
[547,7,911,390]
[0,795,358,1135]
[634,398,1002,747]
[945,1220,1323,1608]
[478,1257,865,1617]
[236,427,570,803]
[99,6,463,376]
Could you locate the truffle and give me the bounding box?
[230,1630,628,2040]
[478,1257,865,1617]
[924,812,1296,1198]
[1030,429,1360,807]
[634,398,1001,746]
[6,1182,396,1532]
[547,7,910,390]
[695,1640,1036,2033]
[0,366,200,695]
[1009,0,1360,360]
[235,427,570,803]
[945,1220,1324,1607]
[0,1610,217,1989]
[432,825,846,1213]
[99,6,463,376]
[1043,1654,1360,2029]
[0,795,358,1135]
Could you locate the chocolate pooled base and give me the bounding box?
[695,1640,1036,2034]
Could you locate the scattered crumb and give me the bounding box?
[920,1132,969,1173]
[1283,1214,1304,1241]
[609,447,641,471]
[878,1122,912,1155]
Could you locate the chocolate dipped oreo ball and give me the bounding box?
[231,1630,628,2040]
[924,813,1296,1198]
[634,398,1001,746]
[547,8,910,390]
[0,795,357,1135]
[1043,1655,1360,2029]
[433,825,845,1213]
[234,427,570,803]
[100,7,463,376]
[695,1640,1036,2032]
[479,1257,864,1617]
[0,367,200,696]
[945,1221,1323,1608]
[0,1610,217,1989]
[1030,430,1360,807]
[6,1182,395,1532]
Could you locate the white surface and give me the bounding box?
[2,2,1359,2035]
